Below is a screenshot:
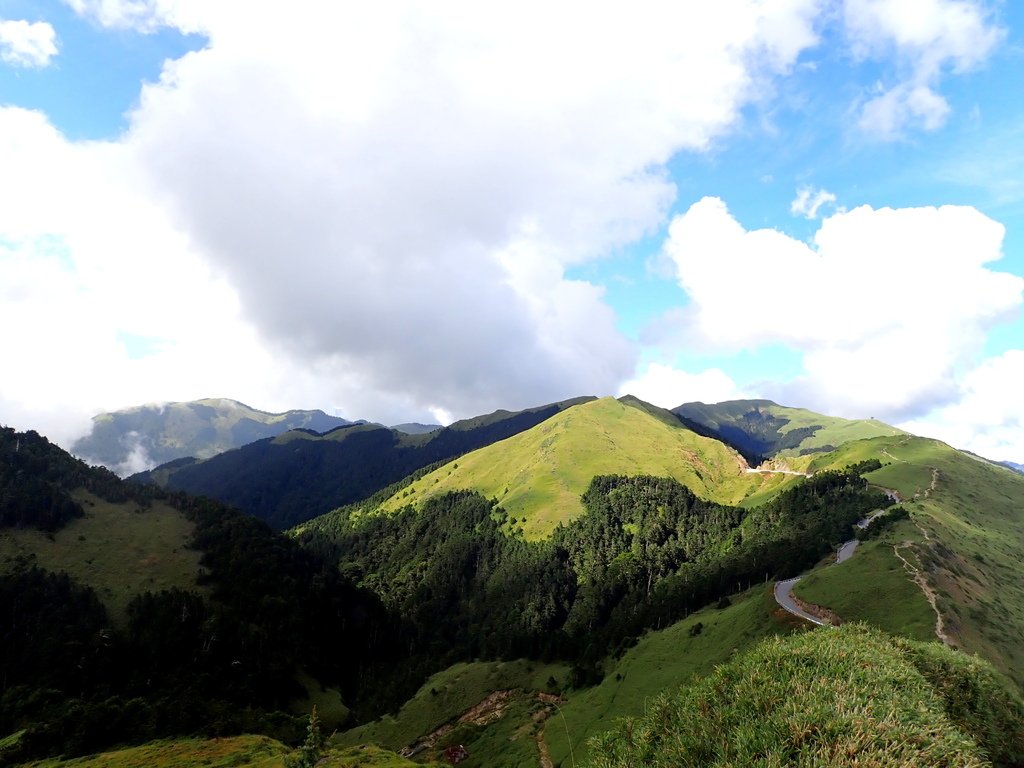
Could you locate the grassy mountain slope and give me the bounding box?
[330,584,1024,768]
[376,397,798,539]
[73,398,353,473]
[133,397,595,530]
[1,424,206,622]
[546,586,796,767]
[674,398,903,463]
[331,589,789,768]
[19,735,437,767]
[803,434,1024,688]
[335,659,568,756]
[585,623,1024,767]
[0,490,204,623]
[793,519,937,642]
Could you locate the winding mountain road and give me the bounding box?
[773,513,879,627]
[773,485,906,626]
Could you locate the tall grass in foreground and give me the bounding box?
[585,624,1024,767]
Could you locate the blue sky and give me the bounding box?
[0,0,202,138]
[1,0,1023,467]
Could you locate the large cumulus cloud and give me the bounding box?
[117,1,825,417]
[1,1,829,443]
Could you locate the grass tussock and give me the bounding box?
[585,624,1024,768]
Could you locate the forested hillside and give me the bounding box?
[1,426,127,530]
[0,427,397,765]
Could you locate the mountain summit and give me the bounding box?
[72,398,354,474]
[373,396,797,539]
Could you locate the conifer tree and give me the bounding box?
[286,706,324,768]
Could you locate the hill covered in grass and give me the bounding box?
[586,624,1024,767]
[0,489,206,623]
[674,399,903,464]
[73,398,355,474]
[372,397,799,539]
[798,434,1024,689]
[16,734,437,768]
[133,397,594,530]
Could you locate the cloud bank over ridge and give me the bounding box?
[0,0,1019,462]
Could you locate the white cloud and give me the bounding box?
[844,0,1004,138]
[859,82,952,137]
[1,2,828,448]
[0,106,325,447]
[900,350,1024,462]
[60,0,196,33]
[790,185,837,219]
[618,363,742,410]
[0,19,57,68]
[660,196,1023,421]
[118,3,823,411]
[110,431,154,475]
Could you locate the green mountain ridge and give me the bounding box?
[390,422,441,435]
[798,434,1024,689]
[293,402,1024,766]
[132,397,596,530]
[674,398,904,464]
[370,396,801,539]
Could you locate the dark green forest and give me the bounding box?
[0,427,128,530]
[0,428,396,764]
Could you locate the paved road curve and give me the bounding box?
[773,577,830,626]
[836,538,858,564]
[774,508,886,626]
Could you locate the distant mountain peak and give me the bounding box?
[673,400,903,465]
[72,399,354,475]
[390,422,442,435]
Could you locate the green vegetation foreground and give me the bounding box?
[586,624,1024,768]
